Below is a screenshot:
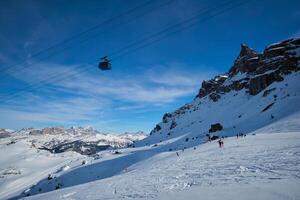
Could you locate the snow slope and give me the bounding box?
[22,114,300,200]
[0,137,85,199]
[136,71,300,148]
[0,128,146,199]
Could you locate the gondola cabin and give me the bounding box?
[98,56,112,70]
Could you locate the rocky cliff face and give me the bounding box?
[197,38,300,100]
[142,38,300,145]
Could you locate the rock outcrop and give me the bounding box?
[209,123,223,133]
[196,38,300,99]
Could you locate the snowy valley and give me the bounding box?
[0,37,300,200]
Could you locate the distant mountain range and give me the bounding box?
[0,126,147,155]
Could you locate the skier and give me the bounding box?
[47,174,53,180]
[176,152,179,157]
[218,139,222,148]
[271,114,274,119]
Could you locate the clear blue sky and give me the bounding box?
[0,0,299,133]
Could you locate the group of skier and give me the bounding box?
[175,131,251,157]
[237,132,247,138]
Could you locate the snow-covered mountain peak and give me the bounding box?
[237,43,258,59]
[197,37,300,101]
[137,37,300,147]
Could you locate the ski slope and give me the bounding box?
[0,129,145,199]
[23,114,300,200]
[0,137,85,199]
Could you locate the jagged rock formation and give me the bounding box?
[196,38,300,100]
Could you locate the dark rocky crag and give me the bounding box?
[196,38,300,99]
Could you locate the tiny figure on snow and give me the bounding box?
[176,152,179,157]
[218,139,224,148]
[47,174,53,180]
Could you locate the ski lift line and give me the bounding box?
[0,0,176,89]
[112,0,251,60]
[1,0,249,103]
[1,0,251,103]
[1,0,221,98]
[108,0,236,58]
[1,0,247,103]
[0,0,154,74]
[109,0,243,60]
[1,0,176,81]
[0,0,164,74]
[3,0,234,86]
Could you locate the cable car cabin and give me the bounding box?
[98,61,111,70]
[98,56,112,70]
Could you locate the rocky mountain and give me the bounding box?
[197,38,299,100]
[136,37,300,147]
[0,129,11,138]
[3,127,147,155]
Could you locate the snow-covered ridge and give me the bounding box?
[137,37,300,147]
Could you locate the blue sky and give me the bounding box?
[0,0,299,133]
